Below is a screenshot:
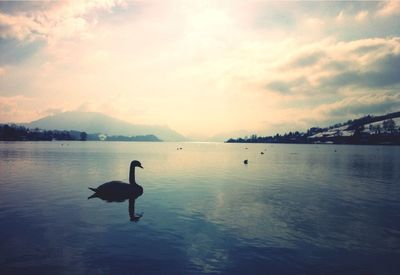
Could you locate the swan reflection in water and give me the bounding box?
[88,160,144,222]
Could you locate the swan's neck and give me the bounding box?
[129,167,136,184]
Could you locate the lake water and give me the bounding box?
[0,141,399,274]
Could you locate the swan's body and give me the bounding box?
[89,181,143,201]
[88,160,144,202]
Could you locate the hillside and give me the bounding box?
[307,111,400,141]
[227,111,400,145]
[24,111,187,141]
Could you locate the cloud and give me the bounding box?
[352,44,385,55]
[0,95,34,122]
[0,38,44,65]
[335,11,346,23]
[377,1,400,17]
[289,51,325,68]
[0,0,126,42]
[265,78,309,94]
[75,102,95,112]
[320,93,400,118]
[41,108,64,116]
[264,37,400,95]
[321,53,400,89]
[355,10,369,22]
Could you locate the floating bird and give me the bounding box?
[261,152,264,155]
[88,160,144,202]
[244,159,248,164]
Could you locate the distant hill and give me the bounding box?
[227,111,400,145]
[25,111,187,141]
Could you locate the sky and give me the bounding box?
[0,0,399,139]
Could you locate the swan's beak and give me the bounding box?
[139,165,144,169]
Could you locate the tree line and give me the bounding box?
[0,124,161,142]
[0,124,87,141]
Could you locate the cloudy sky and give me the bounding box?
[0,0,399,138]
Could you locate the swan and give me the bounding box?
[88,160,144,202]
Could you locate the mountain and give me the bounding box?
[25,111,187,141]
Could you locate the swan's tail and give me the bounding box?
[88,187,98,199]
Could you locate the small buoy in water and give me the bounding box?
[244,159,248,164]
[261,152,264,155]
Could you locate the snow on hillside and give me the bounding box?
[362,117,400,134]
[308,117,399,139]
[309,125,354,139]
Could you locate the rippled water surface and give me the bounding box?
[0,141,399,274]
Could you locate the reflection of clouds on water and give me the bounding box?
[185,232,230,273]
[180,174,286,241]
[181,165,400,257]
[200,188,296,248]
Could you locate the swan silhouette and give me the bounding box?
[88,160,144,202]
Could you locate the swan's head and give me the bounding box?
[131,160,144,169]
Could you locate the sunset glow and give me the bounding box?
[1,0,399,139]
